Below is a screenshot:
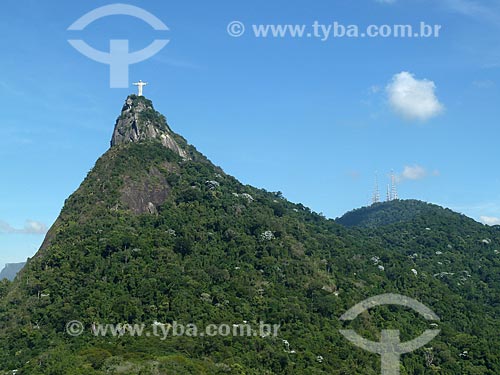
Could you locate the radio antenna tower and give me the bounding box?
[390,170,398,200]
[372,172,380,204]
[386,184,391,202]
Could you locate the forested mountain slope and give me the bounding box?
[1,96,499,374]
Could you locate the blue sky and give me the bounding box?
[1,0,500,270]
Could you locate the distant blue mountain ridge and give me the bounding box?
[0,262,25,281]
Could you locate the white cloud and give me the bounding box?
[24,220,48,234]
[397,165,439,182]
[480,216,500,226]
[386,71,444,121]
[443,0,500,23]
[348,170,361,180]
[445,0,485,15]
[401,165,428,180]
[472,80,495,88]
[0,220,48,235]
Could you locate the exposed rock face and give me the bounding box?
[110,95,188,159]
[120,166,171,214]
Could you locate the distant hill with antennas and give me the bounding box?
[336,199,470,228]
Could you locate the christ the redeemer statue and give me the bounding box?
[133,80,148,96]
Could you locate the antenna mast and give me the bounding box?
[390,170,398,200]
[372,172,380,204]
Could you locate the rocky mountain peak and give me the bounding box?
[110,95,188,159]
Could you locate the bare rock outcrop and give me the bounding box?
[111,95,188,159]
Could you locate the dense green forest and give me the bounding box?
[1,96,499,374]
